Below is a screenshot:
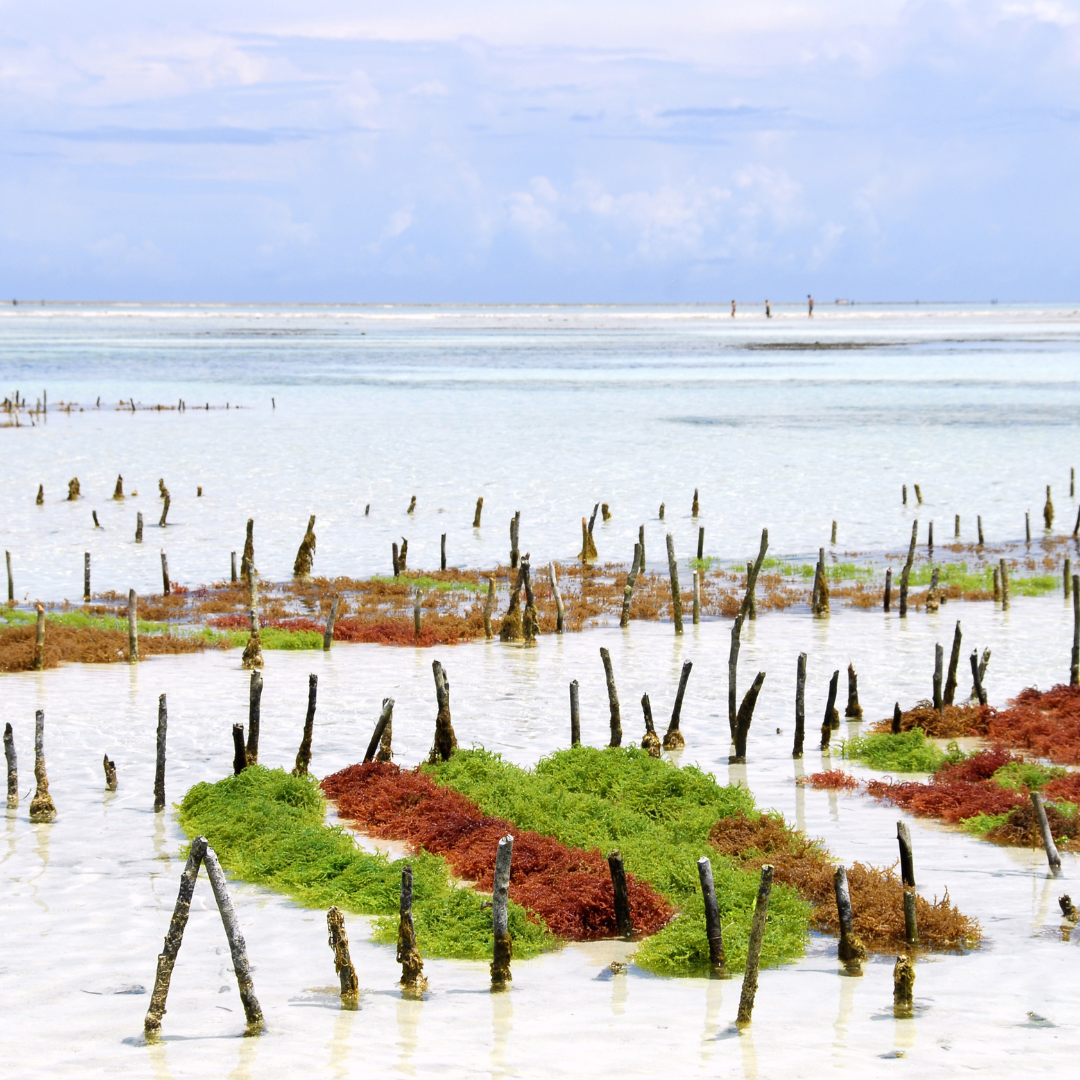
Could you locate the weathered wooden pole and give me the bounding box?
[5,550,11,602]
[1030,792,1062,873]
[954,513,960,538]
[845,663,863,720]
[145,837,207,1036]
[600,647,622,747]
[1026,511,1032,544]
[831,520,837,545]
[1065,558,1072,598]
[588,503,600,536]
[736,864,774,1027]
[440,533,447,571]
[154,694,167,812]
[159,494,170,528]
[160,551,170,596]
[893,955,915,1018]
[793,653,807,758]
[692,570,701,625]
[1071,577,1079,687]
[483,577,496,640]
[499,563,525,642]
[899,520,918,617]
[730,671,766,763]
[692,488,700,517]
[521,557,538,644]
[977,514,985,546]
[892,702,902,734]
[430,660,458,762]
[902,484,907,505]
[914,484,922,504]
[473,497,483,528]
[396,865,427,995]
[414,588,422,640]
[659,502,665,520]
[638,524,645,566]
[970,649,988,705]
[392,541,400,578]
[36,484,44,505]
[619,544,642,628]
[570,680,581,747]
[820,670,840,751]
[292,673,318,776]
[510,511,521,568]
[665,533,683,633]
[246,670,263,765]
[640,693,660,756]
[241,519,255,581]
[84,551,91,602]
[5,723,17,809]
[293,515,317,578]
[549,562,565,633]
[663,659,692,750]
[999,558,1010,610]
[241,571,263,670]
[928,520,934,551]
[202,845,263,1032]
[834,866,867,970]
[128,589,139,662]
[327,906,361,1008]
[29,709,56,823]
[943,620,962,705]
[746,561,757,619]
[697,526,704,561]
[897,822,918,945]
[407,495,416,514]
[232,724,247,774]
[363,698,395,763]
[697,857,727,978]
[491,835,514,990]
[577,516,597,562]
[136,512,144,543]
[728,613,744,740]
[33,603,45,671]
[323,595,339,651]
[933,643,944,713]
[607,851,633,939]
[103,753,118,791]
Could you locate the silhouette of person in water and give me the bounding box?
[765,299,772,318]
[808,294,814,317]
[731,300,736,317]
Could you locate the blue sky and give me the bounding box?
[1,1,1078,301]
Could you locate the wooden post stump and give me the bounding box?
[943,621,962,704]
[1030,792,1062,873]
[897,822,918,945]
[473,497,483,528]
[697,857,727,978]
[160,551,170,596]
[491,835,514,991]
[429,660,458,762]
[549,562,565,633]
[396,865,427,996]
[323,595,339,651]
[33,603,45,671]
[820,670,840,751]
[736,865,774,1027]
[845,663,863,720]
[600,647,622,747]
[29,709,56,823]
[834,867,867,970]
[483,577,496,640]
[893,955,915,1018]
[293,515,316,578]
[136,512,143,543]
[730,671,766,763]
[154,694,167,812]
[5,723,17,809]
[640,693,660,757]
[363,698,395,763]
[663,660,692,750]
[128,589,139,662]
[232,724,247,774]
[246,670,263,765]
[607,851,633,939]
[793,653,807,758]
[327,906,360,1008]
[665,533,683,633]
[103,753,118,791]
[570,680,581,747]
[292,673,318,776]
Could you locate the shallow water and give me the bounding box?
[2,302,1080,598]
[2,598,1077,1078]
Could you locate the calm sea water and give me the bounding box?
[2,302,1079,598]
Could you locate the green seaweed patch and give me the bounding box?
[958,812,1012,837]
[369,574,485,593]
[991,760,1069,792]
[426,746,811,976]
[178,765,556,960]
[0,606,173,635]
[841,730,958,773]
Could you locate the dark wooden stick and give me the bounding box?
[692,570,701,624]
[293,673,318,776]
[1064,558,1071,599]
[970,649,987,705]
[483,577,496,639]
[793,653,807,758]
[736,864,774,1027]
[396,865,427,994]
[128,589,139,663]
[322,595,339,651]
[619,543,641,628]
[665,533,683,633]
[231,551,237,583]
[638,523,645,567]
[430,660,458,761]
[834,866,867,967]
[844,663,863,719]
[588,503,599,536]
[5,550,12,602]
[160,550,170,596]
[899,520,917,617]
[943,620,962,705]
[730,671,766,762]
[510,511,520,568]
[29,712,56,822]
[473,497,483,528]
[607,851,633,939]
[897,821,918,945]
[246,670,263,764]
[84,551,91,602]
[328,906,361,1007]
[978,514,985,545]
[640,693,660,756]
[33,603,44,671]
[491,835,514,990]
[601,647,622,747]
[440,532,447,571]
[697,857,727,978]
[820,670,839,751]
[103,753,117,791]
[954,513,960,538]
[570,680,581,747]
[728,613,744,740]
[4,722,17,809]
[697,526,704,561]
[136,512,143,543]
[1071,577,1080,687]
[692,488,699,517]
[933,643,944,712]
[414,588,422,639]
[663,659,692,749]
[1030,792,1062,873]
[364,698,395,763]
[549,563,565,632]
[892,702,902,734]
[154,694,167,812]
[232,724,247,774]
[159,494,170,528]
[999,558,1010,610]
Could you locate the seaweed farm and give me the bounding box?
[3,303,1080,1078]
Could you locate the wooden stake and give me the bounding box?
[430,660,458,762]
[29,709,56,823]
[246,670,263,764]
[927,520,934,551]
[735,864,774,1027]
[136,512,143,543]
[892,702,902,734]
[899,520,917,617]
[1071,577,1079,687]
[600,647,622,747]
[884,567,892,612]
[5,722,17,809]
[440,532,447,571]
[1064,558,1072,599]
[746,560,757,619]
[970,649,988,705]
[697,526,704,561]
[640,693,660,756]
[396,866,427,995]
[665,533,683,633]
[483,577,496,639]
[241,571,263,670]
[831,520,837,544]
[241,519,255,581]
[978,514,984,545]
[943,620,962,705]
[955,513,960,538]
[692,488,700,517]
[103,753,117,791]
[473,497,483,528]
[160,551,170,596]
[128,587,139,660]
[697,857,727,978]
[577,516,597,562]
[692,570,700,625]
[549,562,565,633]
[5,550,12,602]
[793,653,807,758]
[914,484,922,504]
[1026,511,1031,544]
[407,495,416,514]
[36,484,43,506]
[999,558,1010,610]
[84,551,91,602]
[33,603,44,671]
[638,523,645,566]
[158,494,170,528]
[663,659,693,750]
[232,724,247,774]
[1031,792,1062,873]
[933,643,944,712]
[619,544,642,628]
[730,671,766,763]
[728,613,744,741]
[607,851,633,939]
[893,955,915,1018]
[414,588,422,640]
[292,673,318,776]
[154,694,167,812]
[364,698,395,763]
[588,503,599,535]
[902,484,907,505]
[845,663,863,719]
[323,595,339,651]
[659,502,665,520]
[897,822,918,945]
[834,867,867,969]
[491,835,514,990]
[327,906,361,1008]
[820,670,839,751]
[293,515,316,578]
[521,556,538,644]
[511,511,521,568]
[570,680,581,746]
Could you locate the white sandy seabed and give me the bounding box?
[2,600,1078,1079]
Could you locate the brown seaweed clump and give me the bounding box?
[984,801,1080,849]
[0,623,212,672]
[871,700,990,738]
[708,812,980,951]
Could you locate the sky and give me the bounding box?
[1,1,1078,302]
